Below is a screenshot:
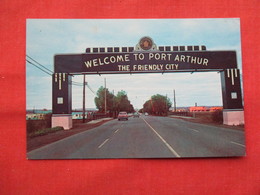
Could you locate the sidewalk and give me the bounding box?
[87,117,114,124]
[169,115,195,119]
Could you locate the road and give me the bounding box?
[27,115,245,159]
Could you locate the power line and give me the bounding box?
[26,59,52,76]
[26,55,53,74]
[71,81,83,86]
[71,81,96,94]
[86,83,96,95]
[72,81,83,85]
[70,82,83,87]
[26,55,96,93]
[26,58,82,87]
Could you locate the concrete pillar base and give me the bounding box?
[223,109,244,126]
[52,114,72,130]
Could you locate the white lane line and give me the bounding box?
[114,129,119,133]
[141,117,181,158]
[188,128,199,132]
[230,141,245,147]
[98,138,109,149]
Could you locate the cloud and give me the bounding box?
[69,72,222,109]
[26,19,241,109]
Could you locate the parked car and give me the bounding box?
[133,112,139,118]
[118,112,128,121]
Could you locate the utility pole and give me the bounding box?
[83,74,86,123]
[112,89,115,118]
[193,102,197,118]
[104,78,107,115]
[165,94,167,109]
[165,94,168,116]
[173,89,176,112]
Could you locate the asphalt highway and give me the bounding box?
[27,115,245,159]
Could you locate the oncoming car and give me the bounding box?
[133,112,139,118]
[118,112,128,121]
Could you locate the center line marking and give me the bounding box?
[114,129,119,133]
[230,141,245,147]
[141,117,181,158]
[98,138,109,149]
[188,128,199,132]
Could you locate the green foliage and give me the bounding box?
[26,113,52,134]
[28,126,64,137]
[143,94,172,116]
[138,108,144,113]
[115,90,134,113]
[95,87,134,113]
[95,86,115,112]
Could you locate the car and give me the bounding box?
[133,112,139,118]
[144,112,149,116]
[118,111,128,121]
[128,113,133,117]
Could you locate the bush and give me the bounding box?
[26,114,52,134]
[28,126,64,137]
[211,110,223,123]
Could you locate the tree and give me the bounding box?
[94,86,115,113]
[138,108,144,113]
[143,94,172,116]
[115,90,134,113]
[94,87,134,114]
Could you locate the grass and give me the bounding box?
[192,111,223,124]
[28,126,64,138]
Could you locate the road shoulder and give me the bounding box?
[169,115,244,131]
[27,118,114,152]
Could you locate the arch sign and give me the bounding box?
[52,37,243,129]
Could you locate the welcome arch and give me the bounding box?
[52,37,243,129]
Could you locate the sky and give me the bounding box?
[26,18,242,110]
